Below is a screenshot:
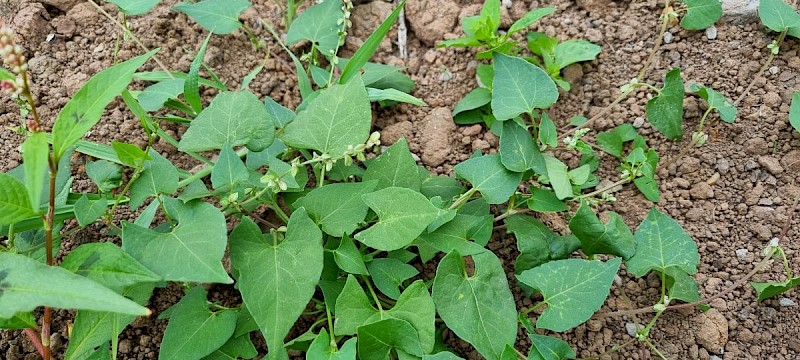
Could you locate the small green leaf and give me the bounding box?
[539,113,558,148]
[626,208,699,277]
[179,91,276,152]
[86,160,122,193]
[421,176,466,201]
[112,141,150,168]
[21,132,48,209]
[634,176,660,202]
[73,195,109,227]
[367,258,419,300]
[499,120,543,172]
[128,149,179,209]
[138,78,185,111]
[568,202,636,259]
[453,88,492,118]
[681,0,723,30]
[173,0,250,34]
[295,181,378,237]
[339,1,406,84]
[0,252,149,318]
[791,91,800,133]
[355,187,439,251]
[664,267,700,303]
[690,83,737,123]
[0,173,36,225]
[184,33,211,114]
[334,235,369,275]
[543,156,572,200]
[107,0,159,15]
[527,188,568,212]
[751,277,800,301]
[52,50,156,160]
[122,198,232,283]
[492,53,559,120]
[0,312,36,330]
[211,145,249,191]
[553,40,601,71]
[432,250,517,359]
[527,334,576,360]
[307,328,357,360]
[229,211,323,358]
[645,68,684,140]
[367,88,427,106]
[517,258,621,332]
[281,76,371,155]
[160,287,238,360]
[508,7,556,35]
[505,215,551,273]
[202,332,258,360]
[286,0,342,54]
[455,154,523,204]
[364,138,422,191]
[759,0,800,32]
[358,318,424,359]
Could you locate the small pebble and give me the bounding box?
[502,0,512,8]
[710,356,723,360]
[705,25,718,40]
[716,158,730,174]
[625,322,640,337]
[779,298,797,307]
[663,31,674,44]
[768,66,779,75]
[633,116,645,128]
[735,249,748,260]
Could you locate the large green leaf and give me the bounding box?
[358,318,424,359]
[86,160,122,193]
[159,287,238,360]
[504,215,554,274]
[454,154,523,204]
[307,328,357,359]
[21,132,48,210]
[282,77,371,156]
[173,0,250,34]
[680,0,723,30]
[0,252,149,318]
[354,187,439,251]
[517,258,621,332]
[52,50,156,159]
[0,173,36,225]
[295,181,378,237]
[128,149,179,209]
[432,250,517,359]
[759,0,800,32]
[499,120,543,172]
[65,283,154,360]
[229,210,323,359]
[286,0,342,54]
[645,68,684,140]
[122,198,232,283]
[61,243,161,289]
[179,91,275,152]
[492,53,559,121]
[363,138,422,191]
[568,202,635,259]
[626,208,699,277]
[333,235,369,275]
[107,0,159,16]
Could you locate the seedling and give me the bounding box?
[526,32,601,90]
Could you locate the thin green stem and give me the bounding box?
[107,164,144,225]
[734,29,788,106]
[270,202,291,224]
[577,338,636,360]
[557,90,629,140]
[494,208,530,222]
[448,188,478,210]
[578,177,630,199]
[779,249,793,279]
[522,301,547,316]
[363,276,384,313]
[696,106,714,133]
[6,223,14,249]
[176,148,249,188]
[644,338,668,360]
[637,0,671,81]
[325,304,337,349]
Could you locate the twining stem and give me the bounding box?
[41,156,58,360]
[494,208,531,222]
[660,104,714,170]
[644,338,668,360]
[557,91,629,141]
[734,30,788,106]
[363,276,384,313]
[577,177,630,200]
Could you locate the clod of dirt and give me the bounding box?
[66,3,102,24]
[381,120,413,145]
[346,1,394,54]
[12,2,48,43]
[418,107,456,167]
[690,182,715,199]
[405,0,459,46]
[694,308,729,354]
[39,0,81,12]
[780,150,800,172]
[758,156,784,175]
[721,0,759,23]
[50,15,77,38]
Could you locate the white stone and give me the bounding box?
[779,298,797,307]
[625,322,640,337]
[663,31,674,44]
[722,0,759,23]
[735,249,748,259]
[705,25,718,40]
[768,66,779,75]
[633,117,645,128]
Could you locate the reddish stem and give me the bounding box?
[23,328,46,358]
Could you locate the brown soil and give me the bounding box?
[2,0,800,359]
